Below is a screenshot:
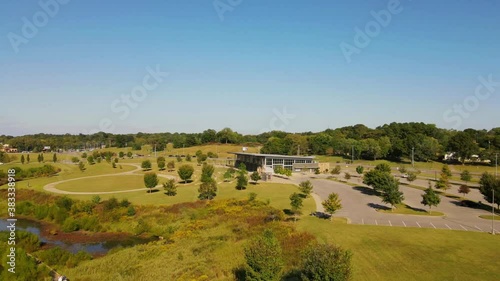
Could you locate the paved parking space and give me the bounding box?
[291,175,498,233]
[349,218,498,232]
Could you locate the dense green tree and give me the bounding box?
[178,164,194,183]
[78,162,85,172]
[299,180,314,197]
[198,178,217,200]
[87,156,95,165]
[250,171,261,184]
[141,160,152,171]
[322,193,342,219]
[435,172,450,192]
[460,170,472,183]
[53,153,57,163]
[236,164,249,190]
[158,160,166,171]
[479,172,500,208]
[381,184,405,210]
[363,170,399,193]
[21,154,25,164]
[26,154,30,163]
[201,163,215,183]
[167,160,175,171]
[186,154,192,161]
[448,132,479,164]
[0,248,40,280]
[197,153,208,165]
[143,172,159,193]
[201,129,217,143]
[442,164,452,178]
[119,151,125,158]
[163,179,177,196]
[344,172,351,180]
[374,163,392,173]
[406,172,417,183]
[290,192,303,220]
[356,165,364,175]
[421,186,441,213]
[300,243,352,281]
[224,169,233,182]
[243,229,283,281]
[127,151,133,158]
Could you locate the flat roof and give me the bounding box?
[231,152,315,159]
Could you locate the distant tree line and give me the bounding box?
[1,123,499,164]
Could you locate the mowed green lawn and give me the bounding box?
[56,175,146,192]
[298,216,500,281]
[64,180,315,213]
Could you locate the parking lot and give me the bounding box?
[295,176,498,233]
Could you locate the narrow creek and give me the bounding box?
[0,218,156,256]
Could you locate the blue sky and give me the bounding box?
[1,0,499,136]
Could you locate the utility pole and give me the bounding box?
[496,153,498,178]
[412,147,415,168]
[351,145,354,164]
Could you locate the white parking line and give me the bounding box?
[375,220,378,225]
[389,220,392,226]
[460,225,468,231]
[402,221,406,227]
[445,224,451,230]
[475,226,482,232]
[430,222,436,229]
[416,222,421,228]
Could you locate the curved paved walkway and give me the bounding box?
[44,163,175,195]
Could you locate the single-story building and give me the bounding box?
[1,144,18,153]
[231,152,319,173]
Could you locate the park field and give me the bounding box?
[56,180,316,213]
[297,216,500,281]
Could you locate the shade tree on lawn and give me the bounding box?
[164,179,177,196]
[289,192,303,221]
[144,172,159,193]
[298,180,314,197]
[236,163,248,190]
[177,164,194,183]
[250,171,261,184]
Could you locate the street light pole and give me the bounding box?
[492,189,495,235]
[493,153,498,235]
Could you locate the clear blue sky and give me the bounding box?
[1,0,499,136]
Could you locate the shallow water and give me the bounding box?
[0,218,155,255]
